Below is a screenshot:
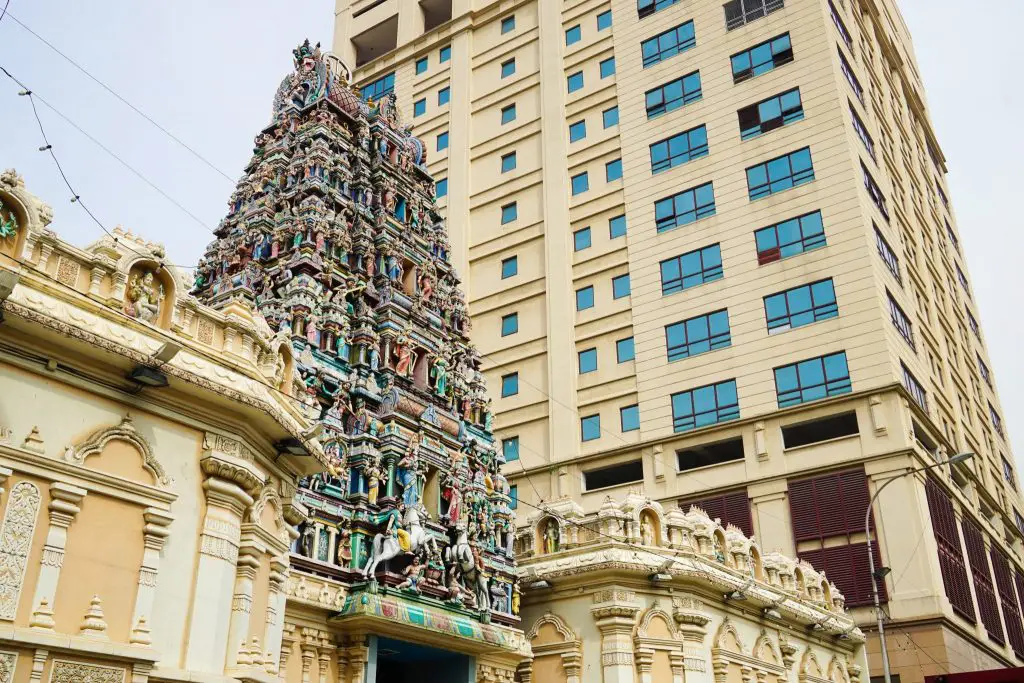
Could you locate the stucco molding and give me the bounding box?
[65,414,172,488]
[799,649,831,683]
[0,648,16,682]
[0,481,41,620]
[712,619,786,679]
[525,612,581,661]
[49,659,125,683]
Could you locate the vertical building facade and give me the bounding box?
[333,0,1023,680]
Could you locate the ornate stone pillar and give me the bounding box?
[279,623,297,681]
[225,541,262,669]
[561,652,582,683]
[670,652,686,683]
[130,507,173,632]
[183,455,261,673]
[30,482,86,612]
[317,647,333,683]
[592,597,641,683]
[263,555,288,673]
[346,639,370,683]
[635,647,654,683]
[300,642,315,683]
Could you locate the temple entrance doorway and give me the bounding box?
[370,636,474,683]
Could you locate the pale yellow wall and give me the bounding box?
[54,493,145,642]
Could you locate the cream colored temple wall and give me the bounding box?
[336,0,1024,679]
[0,171,321,682]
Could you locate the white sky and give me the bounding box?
[0,1,1019,461]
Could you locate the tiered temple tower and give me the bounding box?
[193,40,522,661]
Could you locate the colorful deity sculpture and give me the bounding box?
[192,40,517,622]
[124,270,164,323]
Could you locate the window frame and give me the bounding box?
[603,106,619,128]
[621,405,640,432]
[500,202,518,224]
[645,71,702,118]
[501,255,518,279]
[568,71,584,93]
[500,151,517,173]
[609,214,627,238]
[574,227,592,251]
[731,33,793,83]
[754,210,826,264]
[616,337,635,363]
[774,351,852,407]
[654,182,716,232]
[641,21,696,68]
[738,88,804,140]
[764,278,838,333]
[612,273,631,299]
[501,372,519,397]
[606,158,623,181]
[571,171,590,195]
[500,58,516,78]
[501,312,519,337]
[569,120,587,142]
[576,285,595,311]
[501,103,517,124]
[671,379,740,432]
[746,147,815,200]
[578,347,598,374]
[666,309,732,362]
[650,125,709,173]
[581,414,602,442]
[600,57,616,78]
[501,15,516,33]
[566,25,582,45]
[660,244,724,295]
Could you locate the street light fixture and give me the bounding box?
[867,451,973,683]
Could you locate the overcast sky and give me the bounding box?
[0,1,1019,460]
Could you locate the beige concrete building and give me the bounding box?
[333,0,1024,680]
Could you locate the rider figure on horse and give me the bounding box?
[383,503,412,553]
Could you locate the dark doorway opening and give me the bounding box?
[373,637,472,683]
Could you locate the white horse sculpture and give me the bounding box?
[361,505,436,579]
[445,526,490,613]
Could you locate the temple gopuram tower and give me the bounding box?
[193,40,528,682]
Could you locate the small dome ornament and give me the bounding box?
[29,597,54,631]
[79,595,109,640]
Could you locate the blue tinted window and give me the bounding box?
[598,10,613,29]
[621,405,640,432]
[617,337,635,362]
[638,0,680,18]
[612,274,631,299]
[609,214,627,238]
[501,256,518,279]
[436,132,449,151]
[566,25,582,45]
[581,414,601,441]
[414,98,427,117]
[650,125,709,174]
[509,485,518,509]
[438,87,450,105]
[501,104,517,124]
[606,159,623,181]
[360,72,395,101]
[579,348,598,374]
[501,59,516,78]
[655,182,716,232]
[574,227,592,251]
[600,57,616,78]
[568,71,584,93]
[764,278,838,332]
[576,285,595,310]
[671,380,739,432]
[739,88,804,139]
[439,45,451,62]
[603,106,619,128]
[755,211,825,264]
[666,310,731,361]
[569,120,587,142]
[774,351,851,407]
[642,21,695,68]
[416,57,429,75]
[501,202,518,224]
[732,34,793,83]
[501,313,519,336]
[501,373,519,397]
[646,71,701,118]
[746,147,814,200]
[436,178,448,198]
[571,172,589,195]
[503,436,519,461]
[661,244,723,295]
[501,15,516,33]
[501,152,517,173]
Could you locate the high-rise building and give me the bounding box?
[334,0,1022,680]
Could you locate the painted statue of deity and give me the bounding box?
[396,434,422,507]
[430,356,449,397]
[124,271,165,323]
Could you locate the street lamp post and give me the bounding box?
[865,451,973,683]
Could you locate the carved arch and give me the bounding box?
[248,485,292,545]
[526,611,577,643]
[799,649,829,683]
[713,617,745,654]
[65,414,172,488]
[635,605,679,639]
[754,629,780,666]
[827,655,850,683]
